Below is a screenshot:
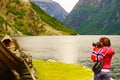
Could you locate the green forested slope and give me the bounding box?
[64,0,120,35]
[0,0,76,36]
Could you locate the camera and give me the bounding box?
[92,42,102,47]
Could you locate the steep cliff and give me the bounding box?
[0,0,76,36]
[64,0,120,35]
[32,0,68,22]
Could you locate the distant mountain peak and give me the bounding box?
[32,0,68,22]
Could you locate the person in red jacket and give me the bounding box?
[91,37,115,80]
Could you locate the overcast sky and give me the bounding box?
[52,0,79,13]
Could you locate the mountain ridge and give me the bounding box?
[64,0,120,35]
[32,0,68,22]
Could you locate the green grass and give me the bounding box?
[33,60,93,80]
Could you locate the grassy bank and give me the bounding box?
[33,60,93,80]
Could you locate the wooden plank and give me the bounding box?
[23,60,38,80]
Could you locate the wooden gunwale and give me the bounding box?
[1,42,23,62]
[0,42,25,71]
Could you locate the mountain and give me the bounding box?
[64,0,120,35]
[31,0,68,22]
[0,0,76,36]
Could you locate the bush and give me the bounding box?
[13,21,32,35]
[11,0,20,3]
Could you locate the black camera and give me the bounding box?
[92,42,102,47]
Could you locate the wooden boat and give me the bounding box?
[0,35,38,80]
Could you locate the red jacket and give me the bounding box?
[91,46,115,70]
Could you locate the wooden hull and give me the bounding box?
[0,42,26,80]
[0,35,38,80]
[0,42,26,70]
[0,59,15,80]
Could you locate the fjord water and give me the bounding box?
[16,35,120,80]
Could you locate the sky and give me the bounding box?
[52,0,79,13]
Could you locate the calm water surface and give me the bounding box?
[15,35,120,80]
